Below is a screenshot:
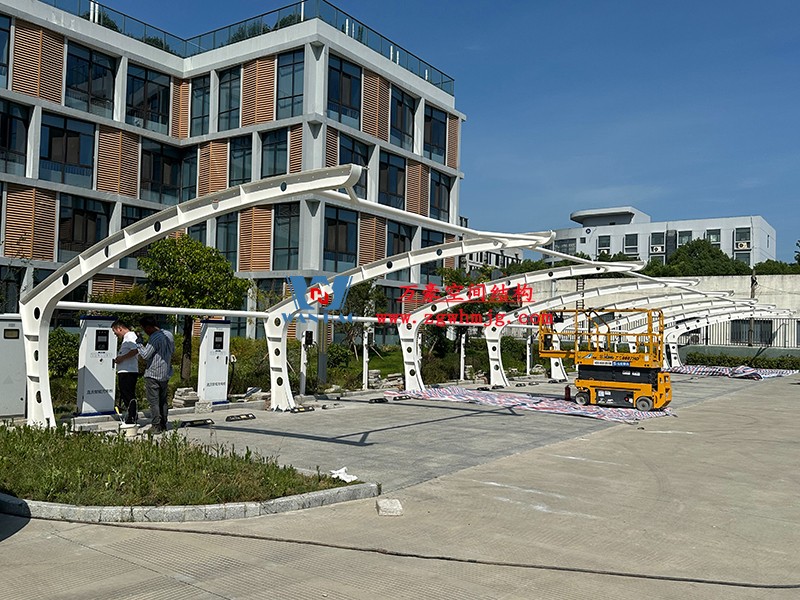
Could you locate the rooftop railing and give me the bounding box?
[36,0,455,95]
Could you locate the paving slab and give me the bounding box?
[1,373,798,599]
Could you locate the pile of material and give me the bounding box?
[666,365,798,380]
[172,387,199,408]
[385,386,672,423]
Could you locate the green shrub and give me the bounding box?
[685,352,800,370]
[326,343,351,369]
[49,328,79,378]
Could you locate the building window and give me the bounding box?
[424,105,447,164]
[182,148,197,202]
[39,113,94,188]
[597,235,611,256]
[734,227,751,252]
[277,49,304,119]
[119,205,156,269]
[553,238,576,255]
[421,229,445,285]
[140,140,186,205]
[430,170,451,222]
[339,134,368,198]
[379,151,405,209]
[705,229,721,249]
[323,206,357,272]
[218,67,241,132]
[0,15,9,88]
[229,136,252,186]
[126,65,169,134]
[261,128,288,178]
[734,251,751,265]
[327,55,360,129]
[649,255,665,266]
[65,43,115,119]
[190,75,210,136]
[216,212,238,270]
[390,86,416,151]
[386,221,414,281]
[0,100,28,176]
[624,233,638,256]
[273,202,300,270]
[188,222,206,245]
[731,319,773,345]
[58,194,111,262]
[678,230,693,246]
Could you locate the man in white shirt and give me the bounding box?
[112,320,140,425]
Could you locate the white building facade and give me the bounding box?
[542,207,776,267]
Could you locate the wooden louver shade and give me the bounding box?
[406,160,430,218]
[171,79,190,139]
[358,214,387,266]
[4,185,56,261]
[238,206,273,271]
[198,140,229,196]
[97,126,140,198]
[11,21,64,104]
[241,56,276,126]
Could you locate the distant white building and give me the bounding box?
[540,207,776,267]
[457,216,523,273]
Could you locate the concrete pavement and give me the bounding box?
[1,373,799,598]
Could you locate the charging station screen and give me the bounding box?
[3,329,20,339]
[95,330,109,351]
[213,331,224,350]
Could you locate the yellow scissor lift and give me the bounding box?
[538,308,672,411]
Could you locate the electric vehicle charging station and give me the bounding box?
[0,314,26,418]
[77,315,116,415]
[198,319,231,404]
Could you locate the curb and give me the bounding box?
[0,483,380,523]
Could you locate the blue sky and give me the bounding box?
[112,0,800,261]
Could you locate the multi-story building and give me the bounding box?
[0,0,465,339]
[541,206,776,267]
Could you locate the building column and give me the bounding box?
[414,98,425,156]
[209,69,219,134]
[26,106,42,180]
[305,41,327,117]
[251,131,263,181]
[367,144,380,204]
[449,176,461,226]
[113,56,128,123]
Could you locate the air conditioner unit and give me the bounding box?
[735,241,751,250]
[650,245,664,254]
[598,249,609,255]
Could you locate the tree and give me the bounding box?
[137,236,251,381]
[334,281,386,357]
[88,284,151,324]
[796,240,800,265]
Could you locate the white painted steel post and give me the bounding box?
[460,332,466,381]
[362,328,370,390]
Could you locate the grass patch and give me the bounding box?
[0,424,350,506]
[367,349,404,376]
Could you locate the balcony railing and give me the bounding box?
[36,0,455,95]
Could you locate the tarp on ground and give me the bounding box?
[666,364,799,380]
[385,386,673,424]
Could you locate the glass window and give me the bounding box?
[0,99,29,176]
[390,86,416,151]
[624,233,638,256]
[216,212,238,270]
[327,55,360,129]
[277,49,304,119]
[190,75,210,136]
[374,285,401,346]
[229,136,252,186]
[181,148,197,202]
[678,230,693,246]
[379,151,405,209]
[0,16,10,89]
[0,265,23,313]
[140,139,184,205]
[39,113,94,188]
[734,227,752,252]
[734,251,751,266]
[734,227,751,242]
[58,194,111,261]
[218,66,241,132]
[261,128,288,178]
[386,221,414,281]
[119,205,156,269]
[323,206,357,272]
[597,235,611,255]
[731,319,772,345]
[65,43,115,118]
[430,170,451,222]
[424,105,447,164]
[705,229,721,248]
[273,202,300,270]
[553,238,577,255]
[339,134,368,198]
[421,229,445,285]
[188,222,206,245]
[126,65,170,134]
[650,231,666,248]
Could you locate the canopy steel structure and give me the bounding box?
[19,165,364,426]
